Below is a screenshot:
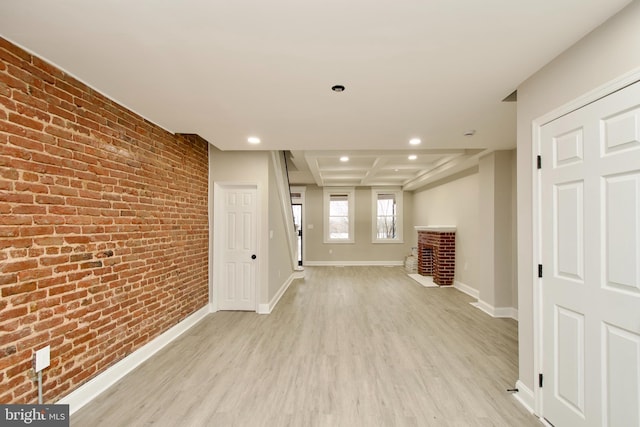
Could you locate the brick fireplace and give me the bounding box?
[416,226,456,286]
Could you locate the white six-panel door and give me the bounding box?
[540,81,640,426]
[218,185,257,311]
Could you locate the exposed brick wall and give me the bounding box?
[417,231,455,286]
[0,38,209,403]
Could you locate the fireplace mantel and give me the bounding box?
[414,225,457,232]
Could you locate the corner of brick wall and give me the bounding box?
[0,37,209,404]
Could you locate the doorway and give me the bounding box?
[290,186,306,268]
[292,204,302,267]
[537,79,640,426]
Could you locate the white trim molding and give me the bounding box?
[323,187,355,244]
[470,300,518,320]
[58,305,210,415]
[453,280,479,299]
[258,271,305,314]
[371,187,403,243]
[304,260,404,267]
[513,380,536,415]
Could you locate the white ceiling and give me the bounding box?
[0,0,632,187]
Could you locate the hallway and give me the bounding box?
[72,267,539,426]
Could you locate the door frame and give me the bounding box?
[531,67,640,418]
[211,181,261,312]
[292,203,303,266]
[290,186,306,267]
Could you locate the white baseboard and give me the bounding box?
[58,304,210,415]
[513,380,536,415]
[470,300,518,320]
[453,280,479,299]
[258,271,304,314]
[304,260,403,266]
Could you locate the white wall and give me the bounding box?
[412,168,479,290]
[210,147,297,306]
[209,147,271,306]
[267,156,297,299]
[511,153,518,309]
[516,0,640,393]
[478,150,516,310]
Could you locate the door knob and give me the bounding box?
[251,254,257,260]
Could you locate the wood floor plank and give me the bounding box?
[72,266,540,426]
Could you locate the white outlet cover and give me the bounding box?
[34,345,50,372]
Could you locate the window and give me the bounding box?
[372,188,403,243]
[323,187,355,243]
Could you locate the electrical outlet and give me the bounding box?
[34,345,50,372]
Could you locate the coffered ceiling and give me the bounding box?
[287,149,484,190]
[0,0,632,188]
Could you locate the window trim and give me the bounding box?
[323,187,355,244]
[371,188,403,243]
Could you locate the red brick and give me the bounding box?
[0,38,208,405]
[17,267,51,282]
[34,195,65,205]
[0,327,32,347]
[20,225,54,237]
[1,259,38,274]
[15,331,51,352]
[32,56,65,80]
[33,215,65,225]
[8,112,44,131]
[417,230,456,286]
[0,307,28,323]
[60,290,88,303]
[1,281,38,298]
[15,102,50,123]
[0,215,32,225]
[39,255,69,266]
[14,182,48,194]
[33,236,64,246]
[0,69,29,92]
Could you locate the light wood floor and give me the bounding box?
[72,267,540,426]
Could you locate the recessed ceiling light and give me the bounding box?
[409,138,421,145]
[332,85,345,92]
[340,156,349,162]
[248,136,261,144]
[394,168,399,172]
[408,155,417,160]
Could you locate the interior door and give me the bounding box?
[540,81,640,426]
[218,185,257,311]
